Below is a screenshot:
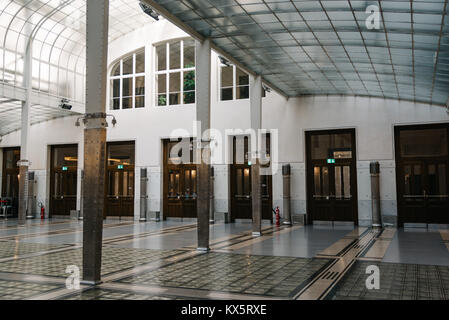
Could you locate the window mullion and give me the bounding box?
[166,42,170,107]
[133,53,136,109]
[233,65,236,100]
[120,59,123,110]
[181,40,184,104]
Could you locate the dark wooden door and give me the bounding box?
[230,135,273,221]
[1,148,20,216]
[104,141,135,218]
[105,167,135,218]
[163,139,197,219]
[50,145,78,216]
[395,124,449,225]
[306,129,358,224]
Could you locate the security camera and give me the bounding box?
[59,98,72,110]
[139,1,159,20]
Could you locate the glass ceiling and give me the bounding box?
[0,0,154,137]
[0,98,78,135]
[149,0,449,106]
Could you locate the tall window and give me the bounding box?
[220,64,249,101]
[110,50,145,110]
[155,39,196,107]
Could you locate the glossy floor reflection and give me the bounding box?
[0,218,448,300]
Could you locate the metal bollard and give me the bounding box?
[26,171,35,219]
[78,170,84,220]
[370,161,382,228]
[140,168,148,222]
[282,164,292,225]
[209,166,215,224]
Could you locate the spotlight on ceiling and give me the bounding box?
[262,84,272,93]
[219,56,231,67]
[59,98,72,110]
[139,1,159,20]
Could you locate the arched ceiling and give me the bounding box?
[0,0,154,136]
[145,0,449,106]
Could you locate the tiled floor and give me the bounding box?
[0,218,448,300]
[328,261,449,300]
[0,279,60,300]
[0,245,184,277]
[119,252,331,297]
[63,288,188,300]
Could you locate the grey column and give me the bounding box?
[209,166,215,224]
[26,171,35,219]
[282,164,292,225]
[82,0,109,285]
[79,170,84,220]
[195,39,211,251]
[18,39,33,225]
[251,75,263,236]
[140,168,148,221]
[370,161,382,228]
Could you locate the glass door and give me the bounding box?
[306,129,358,223]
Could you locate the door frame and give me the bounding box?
[104,141,136,219]
[49,144,78,217]
[162,137,197,220]
[305,128,358,225]
[1,147,20,217]
[228,134,273,222]
[394,122,449,226]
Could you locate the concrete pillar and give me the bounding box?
[370,161,382,228]
[282,164,292,225]
[18,40,32,225]
[195,39,211,251]
[82,0,109,285]
[140,168,148,221]
[209,166,215,224]
[250,75,263,236]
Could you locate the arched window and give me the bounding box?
[110,50,145,110]
[154,39,196,107]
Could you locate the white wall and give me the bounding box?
[1,20,449,225]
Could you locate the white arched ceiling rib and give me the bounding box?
[1,0,155,105]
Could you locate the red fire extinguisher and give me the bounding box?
[40,203,45,220]
[275,206,280,226]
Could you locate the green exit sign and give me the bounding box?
[327,159,335,164]
[62,166,68,171]
[117,165,124,170]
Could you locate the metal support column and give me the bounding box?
[82,0,109,285]
[209,166,215,224]
[250,75,263,237]
[18,38,33,225]
[195,39,211,252]
[140,168,148,222]
[370,161,382,228]
[282,164,292,225]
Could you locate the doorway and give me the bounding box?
[163,138,197,219]
[105,141,135,218]
[229,135,273,221]
[306,129,358,224]
[1,147,20,217]
[395,124,449,226]
[50,145,78,216]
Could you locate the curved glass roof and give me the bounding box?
[147,0,449,106]
[0,0,154,136]
[0,0,154,103]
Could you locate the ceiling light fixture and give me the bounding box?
[139,1,159,20]
[219,56,231,67]
[262,84,272,93]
